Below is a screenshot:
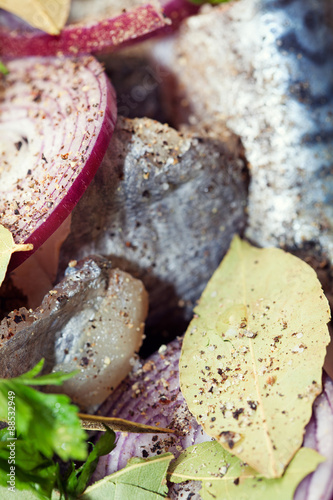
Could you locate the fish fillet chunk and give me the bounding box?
[157,0,333,257]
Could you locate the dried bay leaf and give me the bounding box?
[82,453,173,499]
[0,0,70,35]
[180,236,330,478]
[0,225,33,287]
[168,441,252,483]
[168,442,325,500]
[78,413,175,434]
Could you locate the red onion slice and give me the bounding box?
[0,56,117,270]
[161,0,199,30]
[0,1,197,59]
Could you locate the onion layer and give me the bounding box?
[294,374,333,500]
[0,56,117,269]
[94,337,211,480]
[0,1,197,59]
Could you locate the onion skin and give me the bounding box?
[294,374,333,500]
[94,338,333,500]
[133,0,200,41]
[93,337,211,480]
[0,1,197,59]
[0,56,117,271]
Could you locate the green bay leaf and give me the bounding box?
[180,236,330,478]
[168,442,324,500]
[82,453,173,500]
[168,440,253,483]
[0,381,87,462]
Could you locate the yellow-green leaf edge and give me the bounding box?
[168,441,325,500]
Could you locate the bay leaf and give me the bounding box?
[169,441,325,500]
[78,413,175,434]
[0,488,42,500]
[180,236,330,478]
[0,225,33,287]
[168,440,252,483]
[82,453,173,499]
[0,0,70,35]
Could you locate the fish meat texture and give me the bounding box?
[155,0,333,259]
[59,116,247,341]
[0,257,148,410]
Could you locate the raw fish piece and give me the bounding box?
[0,256,148,410]
[60,116,248,340]
[155,0,333,258]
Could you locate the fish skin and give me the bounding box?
[159,0,333,257]
[244,0,333,253]
[59,116,247,341]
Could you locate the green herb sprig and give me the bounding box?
[0,360,115,499]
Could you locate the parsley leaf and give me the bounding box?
[0,359,173,499]
[0,360,86,461]
[0,427,58,499]
[0,360,88,498]
[64,426,116,497]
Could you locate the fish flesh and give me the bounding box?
[0,256,148,410]
[156,0,333,258]
[59,116,248,341]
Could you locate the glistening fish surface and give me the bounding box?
[243,0,333,255]
[166,0,333,258]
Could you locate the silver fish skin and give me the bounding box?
[59,116,247,337]
[159,0,333,257]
